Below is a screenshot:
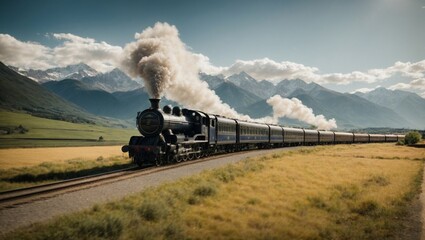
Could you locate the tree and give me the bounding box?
[404,131,422,145]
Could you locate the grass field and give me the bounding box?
[0,153,133,192]
[4,143,424,240]
[0,142,133,192]
[0,111,138,148]
[0,145,126,169]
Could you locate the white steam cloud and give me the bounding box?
[263,95,337,130]
[120,23,336,130]
[120,22,250,120]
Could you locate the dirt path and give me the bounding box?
[0,146,125,169]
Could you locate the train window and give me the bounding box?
[211,120,215,127]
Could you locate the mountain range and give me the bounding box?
[8,63,142,92]
[9,63,98,82]
[203,72,423,129]
[355,88,425,129]
[1,62,424,130]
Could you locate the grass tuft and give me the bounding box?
[138,199,169,222]
[308,196,328,210]
[193,182,217,197]
[333,184,360,200]
[363,175,390,187]
[352,200,380,217]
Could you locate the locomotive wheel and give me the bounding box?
[195,152,201,159]
[175,155,182,163]
[182,154,188,162]
[188,153,194,161]
[166,155,173,164]
[133,156,143,167]
[155,157,162,166]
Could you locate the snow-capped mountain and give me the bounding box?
[275,79,324,97]
[207,71,322,99]
[81,68,142,93]
[9,63,98,82]
[224,71,275,98]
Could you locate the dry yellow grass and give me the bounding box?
[4,143,423,240]
[182,144,423,239]
[318,143,425,160]
[0,145,126,169]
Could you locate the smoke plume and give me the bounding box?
[121,22,337,130]
[121,22,251,119]
[265,95,337,130]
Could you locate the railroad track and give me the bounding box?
[0,149,274,209]
[0,166,141,208]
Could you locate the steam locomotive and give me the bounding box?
[122,99,404,167]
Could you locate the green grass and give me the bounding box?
[0,155,133,191]
[0,111,138,148]
[4,144,423,240]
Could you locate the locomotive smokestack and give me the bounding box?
[149,98,160,109]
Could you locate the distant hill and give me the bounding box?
[199,73,225,89]
[240,87,410,129]
[42,78,160,119]
[355,87,425,129]
[0,62,96,123]
[42,79,122,117]
[214,82,263,112]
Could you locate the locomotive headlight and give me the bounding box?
[137,110,164,136]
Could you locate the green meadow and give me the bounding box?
[0,111,138,148]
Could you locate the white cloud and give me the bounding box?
[192,53,225,75]
[198,57,425,86]
[52,33,123,72]
[350,85,381,94]
[223,58,319,84]
[389,78,425,91]
[0,34,53,69]
[388,83,410,90]
[0,33,123,72]
[2,32,425,98]
[389,78,425,97]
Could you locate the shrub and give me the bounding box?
[404,131,422,145]
[193,183,216,197]
[138,200,169,222]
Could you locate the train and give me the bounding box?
[122,99,405,167]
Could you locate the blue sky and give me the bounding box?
[1,0,424,95]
